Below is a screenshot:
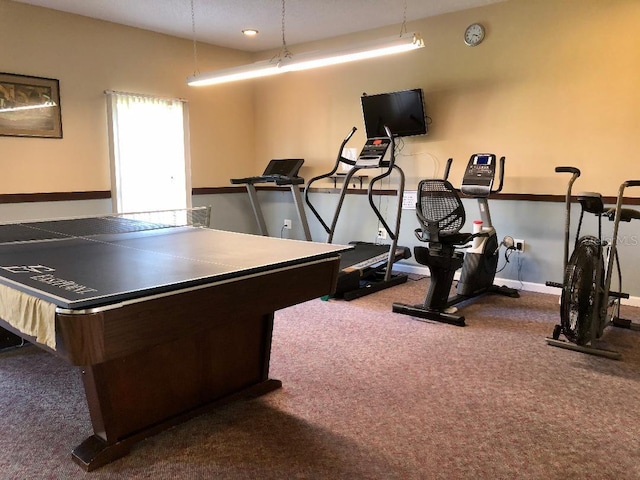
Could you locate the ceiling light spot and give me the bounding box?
[242,29,259,37]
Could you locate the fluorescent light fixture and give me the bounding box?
[187,33,424,87]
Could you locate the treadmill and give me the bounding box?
[231,159,312,241]
[304,126,411,300]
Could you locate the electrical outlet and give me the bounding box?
[377,228,387,240]
[514,238,525,252]
[283,219,292,229]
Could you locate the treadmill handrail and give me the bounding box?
[327,126,402,245]
[367,126,400,241]
[304,126,358,235]
[304,124,404,250]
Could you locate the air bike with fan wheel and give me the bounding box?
[303,126,411,301]
[545,167,640,359]
[392,154,519,326]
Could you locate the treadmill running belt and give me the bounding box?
[339,243,390,270]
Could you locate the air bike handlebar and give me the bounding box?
[555,166,581,176]
[603,179,640,303]
[613,180,640,222]
[554,166,581,271]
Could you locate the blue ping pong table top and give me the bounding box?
[0,224,349,310]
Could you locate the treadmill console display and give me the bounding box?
[355,138,391,168]
[461,153,497,197]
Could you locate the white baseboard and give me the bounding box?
[393,262,640,308]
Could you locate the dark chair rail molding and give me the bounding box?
[1,188,638,205]
[0,191,111,204]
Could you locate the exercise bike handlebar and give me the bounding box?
[554,166,582,270]
[443,158,453,181]
[555,166,581,176]
[492,156,506,194]
[612,180,640,222]
[602,179,640,310]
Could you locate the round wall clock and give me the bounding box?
[464,23,485,47]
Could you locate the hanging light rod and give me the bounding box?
[187,33,424,87]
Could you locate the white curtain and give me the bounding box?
[106,91,191,214]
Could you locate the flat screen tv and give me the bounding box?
[361,88,427,138]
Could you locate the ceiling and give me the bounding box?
[12,0,506,52]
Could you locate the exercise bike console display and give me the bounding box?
[461,153,496,197]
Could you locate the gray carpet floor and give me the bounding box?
[2,277,640,479]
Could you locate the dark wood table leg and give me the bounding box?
[72,312,280,471]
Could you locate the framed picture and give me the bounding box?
[0,73,62,138]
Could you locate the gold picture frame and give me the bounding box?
[0,72,62,138]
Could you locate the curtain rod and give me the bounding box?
[104,90,187,103]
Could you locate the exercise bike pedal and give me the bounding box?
[608,290,630,299]
[611,317,640,331]
[552,324,562,340]
[491,284,520,298]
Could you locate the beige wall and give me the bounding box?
[1,0,640,196]
[0,0,255,194]
[252,0,640,196]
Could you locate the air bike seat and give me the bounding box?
[393,179,486,326]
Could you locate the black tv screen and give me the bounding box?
[361,89,427,138]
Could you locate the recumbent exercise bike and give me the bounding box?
[393,153,519,326]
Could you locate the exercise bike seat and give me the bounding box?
[575,191,640,222]
[576,192,604,215]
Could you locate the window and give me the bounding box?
[106,91,191,213]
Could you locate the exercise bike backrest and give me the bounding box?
[413,153,505,247]
[414,179,467,245]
